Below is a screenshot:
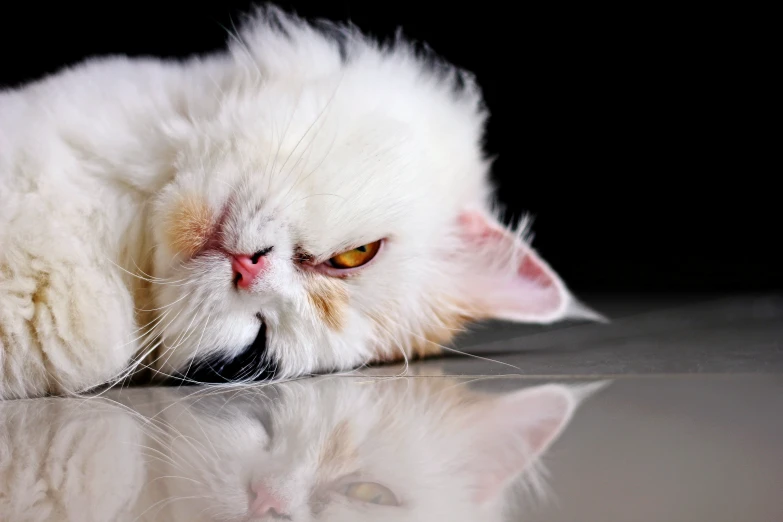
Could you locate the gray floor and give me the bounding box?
[375,293,783,376]
[522,374,783,522]
[364,293,783,520]
[1,294,781,521]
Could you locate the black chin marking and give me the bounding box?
[168,318,278,385]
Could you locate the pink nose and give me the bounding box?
[232,252,268,289]
[249,483,288,518]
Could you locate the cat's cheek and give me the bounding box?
[302,274,349,332]
[150,171,232,266]
[160,193,220,260]
[365,300,482,365]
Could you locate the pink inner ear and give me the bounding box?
[467,385,576,505]
[457,209,570,323]
[518,254,556,288]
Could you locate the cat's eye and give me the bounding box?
[328,240,382,269]
[339,481,399,506]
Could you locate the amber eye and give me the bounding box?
[328,240,382,269]
[339,482,399,506]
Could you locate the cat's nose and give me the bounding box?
[249,483,288,518]
[232,250,269,289]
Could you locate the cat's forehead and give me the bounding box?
[212,83,488,248]
[216,52,487,179]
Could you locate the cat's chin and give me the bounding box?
[166,318,277,385]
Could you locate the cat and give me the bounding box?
[0,372,605,521]
[0,5,603,399]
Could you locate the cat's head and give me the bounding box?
[153,376,603,521]
[148,7,601,381]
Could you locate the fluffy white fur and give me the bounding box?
[0,375,603,521]
[0,6,600,399]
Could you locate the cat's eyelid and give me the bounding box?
[335,479,402,508]
[332,237,385,258]
[302,238,386,277]
[296,237,387,263]
[330,470,363,486]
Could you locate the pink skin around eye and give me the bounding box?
[303,239,386,278]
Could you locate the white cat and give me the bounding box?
[0,375,604,521]
[0,5,602,399]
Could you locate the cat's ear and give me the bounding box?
[464,382,604,505]
[456,208,605,323]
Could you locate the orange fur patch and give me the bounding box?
[318,420,358,479]
[306,276,349,331]
[165,195,215,258]
[369,301,486,365]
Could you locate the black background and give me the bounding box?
[1,2,775,295]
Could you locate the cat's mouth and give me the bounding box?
[168,314,277,385]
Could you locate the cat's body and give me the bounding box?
[0,6,600,399]
[0,57,200,397]
[0,374,603,521]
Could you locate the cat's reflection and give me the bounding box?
[0,376,603,521]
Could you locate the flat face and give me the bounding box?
[1,295,781,522]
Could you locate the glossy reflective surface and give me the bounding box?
[1,295,782,521]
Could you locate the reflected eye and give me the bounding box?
[339,482,399,506]
[328,240,382,269]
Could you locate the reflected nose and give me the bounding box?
[232,248,271,289]
[249,482,288,518]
